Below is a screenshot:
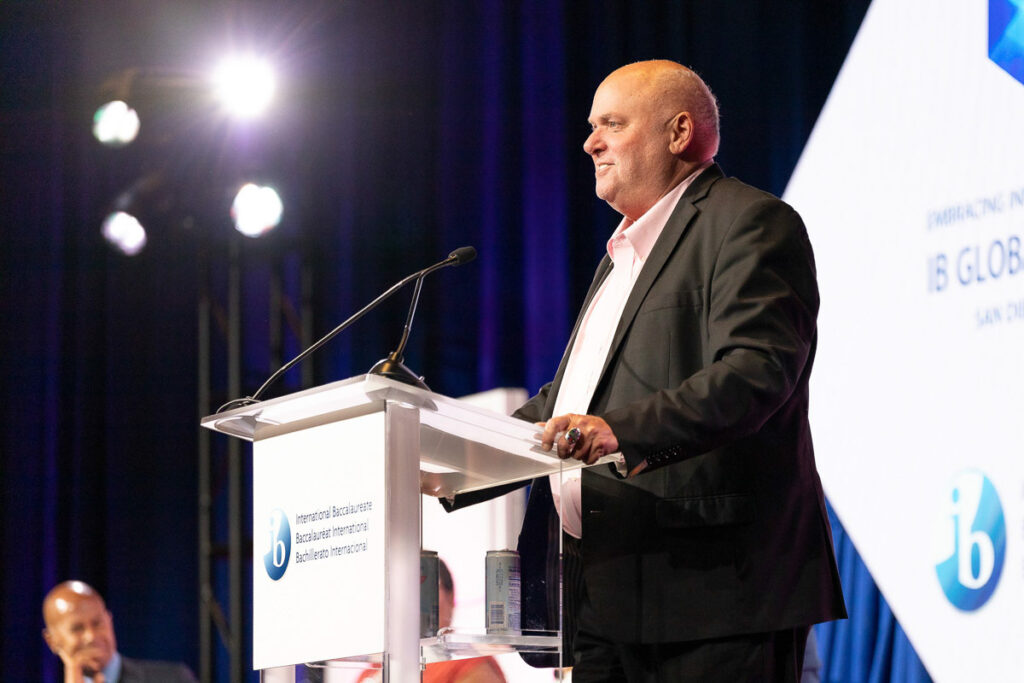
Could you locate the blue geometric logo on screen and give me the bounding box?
[264,508,291,581]
[935,471,1005,611]
[990,0,1024,85]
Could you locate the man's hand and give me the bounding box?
[53,644,104,683]
[539,413,619,465]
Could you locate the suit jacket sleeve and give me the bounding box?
[602,195,819,472]
[511,381,553,424]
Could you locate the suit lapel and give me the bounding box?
[590,165,723,407]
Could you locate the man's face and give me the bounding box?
[44,595,117,675]
[583,73,678,220]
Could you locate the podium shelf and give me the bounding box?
[300,629,561,671]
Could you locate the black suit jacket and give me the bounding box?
[451,165,846,649]
[119,656,197,683]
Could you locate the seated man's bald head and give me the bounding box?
[43,581,105,624]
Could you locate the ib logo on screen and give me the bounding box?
[264,508,292,581]
[934,470,1006,611]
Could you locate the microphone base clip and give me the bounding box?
[367,356,430,391]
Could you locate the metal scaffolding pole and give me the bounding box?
[227,238,243,683]
[196,236,245,683]
[198,245,213,682]
[198,235,311,682]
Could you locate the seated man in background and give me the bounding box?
[357,559,506,683]
[42,580,196,683]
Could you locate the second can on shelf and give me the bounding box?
[485,549,521,634]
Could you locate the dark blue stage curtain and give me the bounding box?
[1,1,933,681]
[818,504,932,683]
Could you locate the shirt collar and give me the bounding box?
[86,651,121,683]
[606,160,713,262]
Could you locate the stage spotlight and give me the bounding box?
[212,55,275,119]
[101,211,147,256]
[92,100,141,146]
[231,183,282,238]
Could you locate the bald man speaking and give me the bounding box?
[42,581,196,683]
[443,60,846,681]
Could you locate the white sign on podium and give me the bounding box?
[253,413,387,668]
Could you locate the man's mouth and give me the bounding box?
[78,644,109,660]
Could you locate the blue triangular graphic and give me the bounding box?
[990,0,1024,85]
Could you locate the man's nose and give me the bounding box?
[583,129,603,156]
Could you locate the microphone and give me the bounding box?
[216,246,477,412]
[447,246,477,266]
[367,246,476,389]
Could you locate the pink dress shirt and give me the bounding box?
[549,162,711,538]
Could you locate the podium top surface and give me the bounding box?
[201,375,615,496]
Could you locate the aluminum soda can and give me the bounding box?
[420,550,439,638]
[485,549,521,634]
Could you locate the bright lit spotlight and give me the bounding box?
[92,100,141,146]
[101,211,147,255]
[212,56,275,119]
[231,183,283,237]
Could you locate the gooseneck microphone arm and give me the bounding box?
[216,246,476,413]
[390,276,424,367]
[366,245,477,390]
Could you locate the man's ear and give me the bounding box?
[668,111,694,155]
[43,628,58,655]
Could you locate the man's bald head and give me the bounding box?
[602,60,720,162]
[43,581,106,626]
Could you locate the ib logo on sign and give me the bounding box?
[264,508,291,581]
[933,470,1006,611]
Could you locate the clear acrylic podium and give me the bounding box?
[202,375,602,682]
